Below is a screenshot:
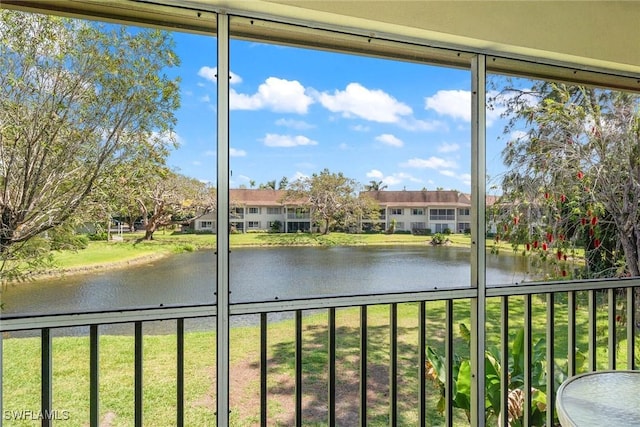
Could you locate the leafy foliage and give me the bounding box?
[0,10,180,278]
[489,79,640,279]
[426,324,585,426]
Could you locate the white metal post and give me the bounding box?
[470,54,487,427]
[216,12,231,427]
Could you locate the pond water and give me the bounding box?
[1,246,532,334]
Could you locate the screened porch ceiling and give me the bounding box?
[3,0,640,88]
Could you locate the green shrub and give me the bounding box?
[427,324,585,426]
[87,232,108,241]
[431,233,446,245]
[177,243,196,252]
[270,220,282,232]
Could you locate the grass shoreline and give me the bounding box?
[15,231,477,283]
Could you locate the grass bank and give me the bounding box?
[28,231,478,280]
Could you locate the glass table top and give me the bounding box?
[556,370,640,427]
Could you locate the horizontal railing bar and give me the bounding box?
[0,304,217,332]
[3,278,639,332]
[487,277,640,297]
[1,289,475,331]
[231,288,478,314]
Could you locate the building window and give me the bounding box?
[430,208,455,220]
[267,207,281,215]
[412,208,424,215]
[458,208,470,216]
[457,222,471,233]
[395,222,405,230]
[248,221,260,228]
[434,223,450,233]
[287,221,310,233]
[231,207,244,219]
[248,207,261,214]
[390,208,403,215]
[201,221,213,229]
[411,222,426,231]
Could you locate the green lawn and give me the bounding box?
[3,294,637,426]
[43,231,479,274]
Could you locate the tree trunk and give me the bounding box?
[619,230,640,277]
[143,224,156,240]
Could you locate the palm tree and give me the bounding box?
[365,180,387,191]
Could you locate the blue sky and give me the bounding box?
[167,31,508,192]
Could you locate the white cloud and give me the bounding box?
[318,82,412,123]
[383,175,403,186]
[375,133,403,147]
[485,90,506,126]
[364,169,421,188]
[398,118,448,132]
[425,89,510,126]
[437,171,472,188]
[292,171,309,181]
[401,157,458,169]
[366,169,384,179]
[510,130,528,141]
[230,148,247,157]
[425,90,470,122]
[231,77,314,114]
[384,172,422,186]
[350,124,370,132]
[438,143,460,153]
[204,150,216,157]
[199,94,210,103]
[275,118,315,130]
[197,66,243,84]
[459,173,471,187]
[152,130,183,147]
[262,133,318,147]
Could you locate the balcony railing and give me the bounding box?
[1,279,639,426]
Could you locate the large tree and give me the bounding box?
[284,169,374,234]
[137,170,215,241]
[0,10,180,279]
[491,79,640,278]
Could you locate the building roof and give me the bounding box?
[361,190,471,207]
[230,188,308,206]
[230,188,285,205]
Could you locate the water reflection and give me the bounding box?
[1,246,533,335]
